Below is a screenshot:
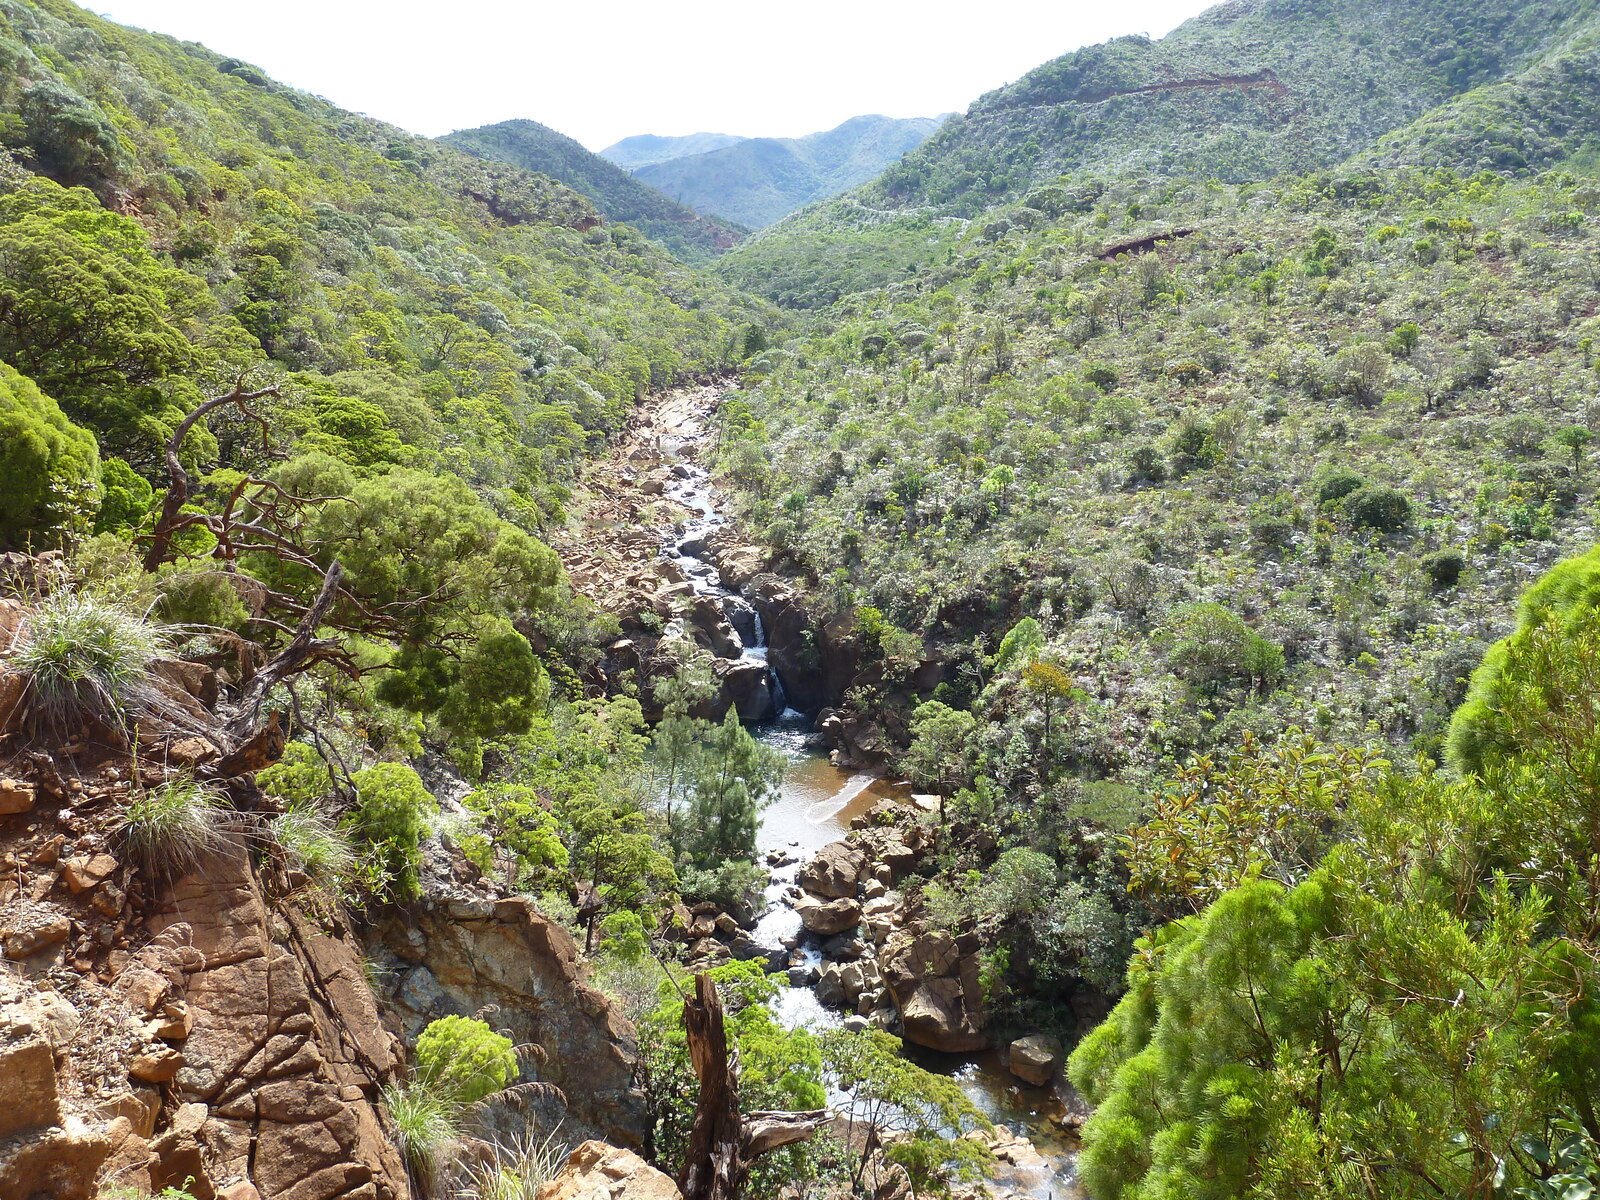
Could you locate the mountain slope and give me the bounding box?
[631,114,948,228]
[600,131,748,170]
[442,118,747,260]
[718,0,1600,305]
[0,0,766,511]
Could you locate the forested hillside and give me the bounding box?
[719,0,1600,305]
[442,118,748,260]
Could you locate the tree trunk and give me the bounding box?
[678,973,829,1200]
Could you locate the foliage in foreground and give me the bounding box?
[1068,547,1600,1200]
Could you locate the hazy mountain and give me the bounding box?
[625,114,949,229]
[599,131,749,170]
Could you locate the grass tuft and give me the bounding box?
[271,805,356,887]
[119,778,228,878]
[11,590,171,734]
[383,1079,459,1192]
[457,1128,569,1200]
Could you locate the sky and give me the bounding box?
[93,0,1214,151]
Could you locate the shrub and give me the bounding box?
[1166,603,1284,694]
[93,457,152,536]
[414,1014,518,1105]
[11,590,170,733]
[154,571,250,632]
[0,362,100,550]
[1314,466,1365,506]
[120,779,228,878]
[348,763,437,901]
[1343,483,1411,532]
[1422,548,1465,590]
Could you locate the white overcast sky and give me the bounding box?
[93,1,1214,150]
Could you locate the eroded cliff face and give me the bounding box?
[0,744,411,1200]
[0,583,647,1198]
[369,895,648,1149]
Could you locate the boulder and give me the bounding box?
[538,1139,683,1200]
[792,894,862,937]
[879,926,989,1054]
[798,840,868,899]
[1008,1035,1063,1086]
[814,963,847,1009]
[720,596,759,645]
[714,658,776,722]
[1,903,71,959]
[688,596,743,659]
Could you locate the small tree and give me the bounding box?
[685,709,782,869]
[1553,424,1594,476]
[820,1028,992,1198]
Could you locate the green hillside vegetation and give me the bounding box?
[1067,547,1600,1198]
[719,0,1600,306]
[633,114,947,229]
[442,118,748,261]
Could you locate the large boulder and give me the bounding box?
[538,1140,683,1200]
[879,926,989,1054]
[1008,1035,1063,1086]
[798,840,868,899]
[792,894,863,937]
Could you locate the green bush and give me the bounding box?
[1343,483,1411,532]
[120,778,227,878]
[0,361,99,550]
[348,763,437,902]
[1166,603,1285,694]
[1448,544,1600,774]
[93,457,152,535]
[154,570,250,632]
[1422,548,1465,590]
[414,1014,518,1105]
[1314,466,1366,506]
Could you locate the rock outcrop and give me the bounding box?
[878,926,990,1054]
[537,1139,683,1200]
[370,896,648,1148]
[146,843,410,1200]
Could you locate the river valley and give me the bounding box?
[589,382,1085,1199]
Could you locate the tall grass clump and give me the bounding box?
[271,805,356,889]
[458,1129,569,1200]
[383,1078,458,1193]
[119,778,228,878]
[10,590,171,733]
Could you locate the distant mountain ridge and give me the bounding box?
[599,132,749,171]
[614,114,950,229]
[442,119,747,260]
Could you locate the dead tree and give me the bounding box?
[679,972,830,1200]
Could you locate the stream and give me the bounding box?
[656,412,1083,1199]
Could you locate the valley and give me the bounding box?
[1,0,1600,1198]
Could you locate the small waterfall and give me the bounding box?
[659,454,786,719]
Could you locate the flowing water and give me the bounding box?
[653,422,1082,1198]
